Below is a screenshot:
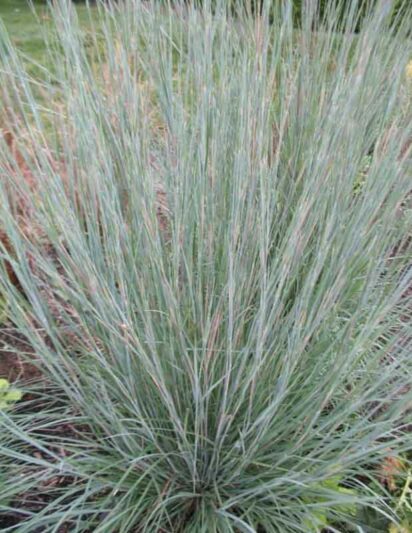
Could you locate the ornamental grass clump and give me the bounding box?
[0,0,411,531]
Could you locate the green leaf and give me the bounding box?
[4,389,23,402]
[0,379,10,391]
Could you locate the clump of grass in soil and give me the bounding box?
[0,0,412,531]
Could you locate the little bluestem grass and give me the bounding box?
[0,1,411,531]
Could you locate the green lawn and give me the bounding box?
[1,0,92,71]
[1,1,54,65]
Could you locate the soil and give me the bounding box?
[0,321,40,382]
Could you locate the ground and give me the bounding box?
[1,0,54,66]
[1,0,91,72]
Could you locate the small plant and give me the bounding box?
[0,379,22,410]
[304,476,358,530]
[387,460,412,533]
[396,471,412,513]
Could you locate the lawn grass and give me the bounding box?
[1,1,51,58]
[0,0,94,74]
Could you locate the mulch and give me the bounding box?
[0,322,40,382]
